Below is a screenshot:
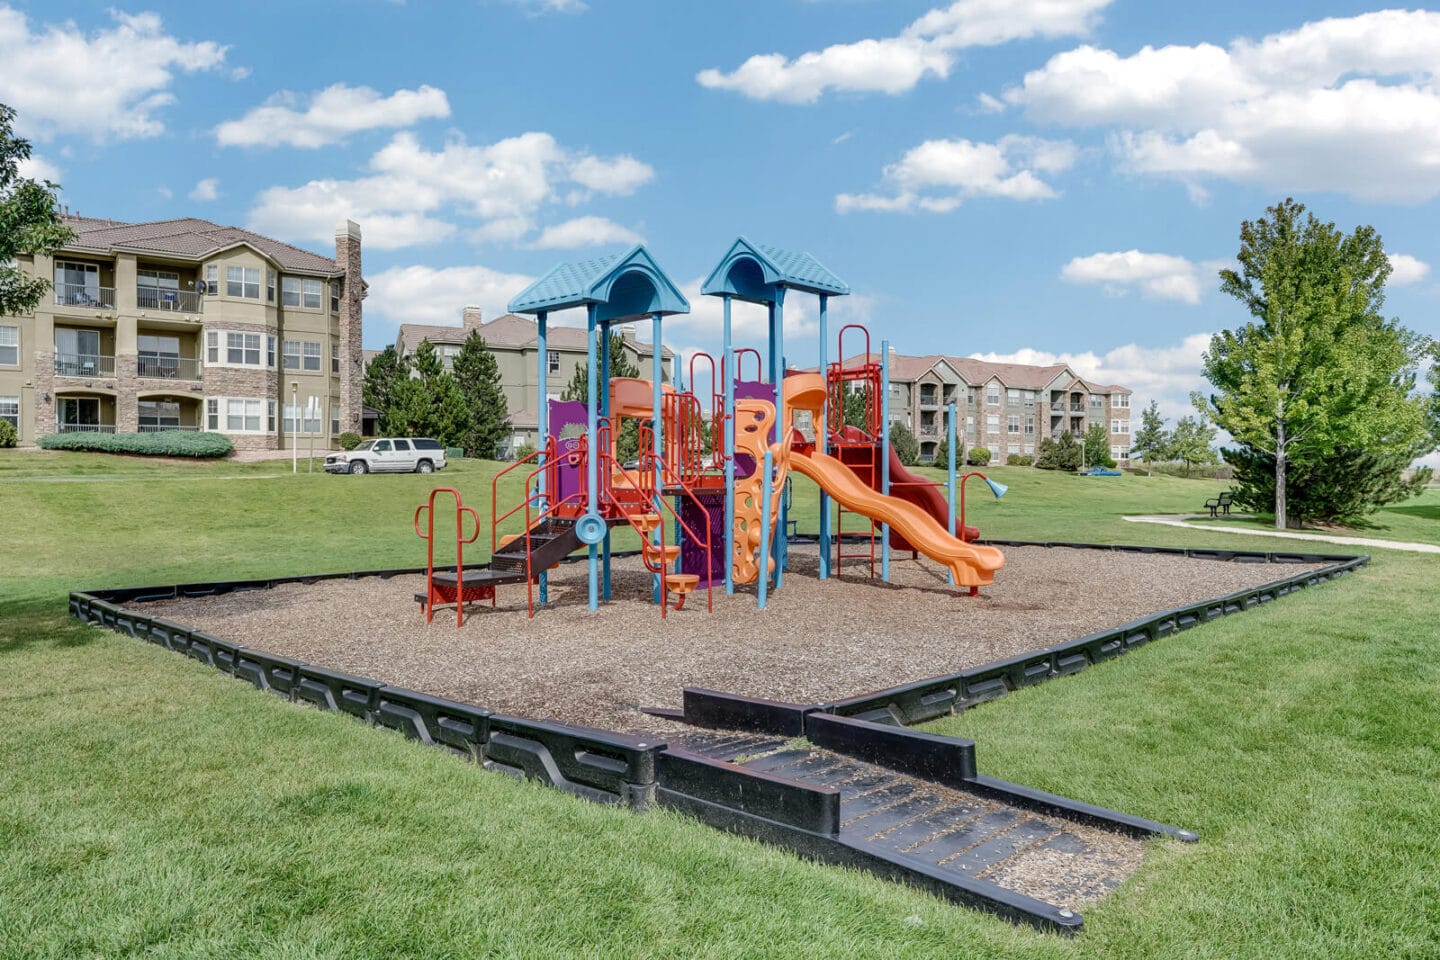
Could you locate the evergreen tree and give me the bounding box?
[1198,198,1435,528]
[381,340,468,444]
[1130,400,1171,474]
[0,104,74,316]
[1168,415,1218,478]
[451,331,508,459]
[1224,444,1431,526]
[889,422,919,466]
[362,346,409,425]
[1035,432,1082,471]
[933,437,949,469]
[842,384,873,432]
[1082,422,1115,469]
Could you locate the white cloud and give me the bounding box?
[247,131,655,250]
[1003,10,1440,202]
[0,7,226,141]
[1061,250,1207,304]
[16,153,60,183]
[365,264,536,335]
[215,83,451,148]
[971,333,1214,423]
[837,134,1075,212]
[697,0,1111,103]
[230,66,251,81]
[531,216,641,249]
[188,177,220,202]
[1388,253,1430,286]
[506,0,588,14]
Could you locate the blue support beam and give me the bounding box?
[600,321,612,601]
[537,310,549,605]
[880,339,890,583]
[947,401,957,585]
[723,295,735,596]
[586,304,599,611]
[817,294,830,581]
[651,311,664,605]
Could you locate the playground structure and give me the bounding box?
[416,239,1006,619]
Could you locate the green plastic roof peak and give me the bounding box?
[701,236,850,302]
[507,244,690,320]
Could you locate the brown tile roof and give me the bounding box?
[830,350,1129,394]
[60,215,341,275]
[398,313,675,358]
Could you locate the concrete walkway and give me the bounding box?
[1123,514,1440,555]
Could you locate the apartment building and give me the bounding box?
[394,307,675,456]
[832,350,1132,464]
[0,215,364,449]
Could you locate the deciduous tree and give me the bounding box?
[0,104,74,316]
[1169,415,1217,478]
[1130,400,1171,474]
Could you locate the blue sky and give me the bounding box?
[5,0,1440,423]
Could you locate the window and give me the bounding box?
[266,270,276,303]
[0,325,17,365]
[137,334,181,378]
[331,409,340,435]
[393,439,411,452]
[1115,394,1130,409]
[204,264,219,295]
[138,400,181,431]
[227,332,261,366]
[1090,393,1105,409]
[302,278,323,309]
[373,440,392,453]
[331,282,341,313]
[0,395,17,428]
[284,401,322,433]
[1024,390,1035,407]
[267,335,276,369]
[1007,415,1019,435]
[1007,389,1020,406]
[986,414,999,432]
[1112,445,1130,460]
[966,415,974,434]
[331,339,340,375]
[1025,415,1035,436]
[283,340,301,370]
[206,331,219,363]
[137,269,180,309]
[1008,444,1020,454]
[227,398,261,432]
[303,341,321,371]
[1111,419,1130,435]
[986,385,1000,405]
[548,350,560,374]
[268,400,277,433]
[58,396,100,429]
[54,261,99,304]
[226,266,260,299]
[206,398,219,430]
[281,277,301,307]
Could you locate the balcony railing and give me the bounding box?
[1070,404,1085,413]
[138,424,199,433]
[55,353,115,378]
[137,354,202,381]
[137,287,203,312]
[54,284,116,309]
[58,423,117,434]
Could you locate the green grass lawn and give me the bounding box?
[1188,486,1440,545]
[2,451,1436,958]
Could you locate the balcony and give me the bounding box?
[918,392,940,408]
[54,284,116,310]
[137,354,202,381]
[57,423,117,434]
[1070,404,1085,413]
[55,353,116,378]
[138,424,199,433]
[1050,402,1064,412]
[137,287,203,313]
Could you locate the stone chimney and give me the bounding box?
[462,305,483,332]
[334,219,363,435]
[620,322,638,341]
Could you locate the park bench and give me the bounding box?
[1205,491,1234,517]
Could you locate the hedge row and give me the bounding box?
[37,431,234,458]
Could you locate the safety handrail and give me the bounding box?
[414,486,482,625]
[638,424,715,614]
[726,346,762,384]
[492,438,557,554]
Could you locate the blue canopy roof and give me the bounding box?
[507,244,690,323]
[701,236,850,303]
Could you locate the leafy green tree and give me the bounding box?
[1197,198,1436,528]
[1082,422,1116,469]
[382,340,468,444]
[1035,432,1082,471]
[451,331,508,459]
[1130,400,1171,474]
[841,384,873,432]
[1169,415,1218,478]
[0,104,74,316]
[889,422,919,466]
[363,346,409,421]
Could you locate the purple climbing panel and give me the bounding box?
[679,490,727,588]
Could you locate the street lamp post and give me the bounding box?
[291,381,299,475]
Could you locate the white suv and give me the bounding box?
[326,438,447,475]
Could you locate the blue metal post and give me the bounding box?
[537,310,549,605]
[651,311,664,605]
[723,295,735,595]
[773,289,786,589]
[880,339,891,582]
[599,321,612,601]
[758,447,773,610]
[947,401,957,585]
[585,305,599,611]
[817,294,830,580]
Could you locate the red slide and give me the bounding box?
[829,427,979,549]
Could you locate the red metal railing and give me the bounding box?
[414,486,481,625]
[829,323,881,443]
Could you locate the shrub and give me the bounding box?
[36,431,233,458]
[1133,461,1234,480]
[1035,434,1083,471]
[1006,453,1033,466]
[338,431,363,451]
[931,438,949,468]
[889,423,919,466]
[513,442,537,461]
[0,419,15,448]
[967,447,991,466]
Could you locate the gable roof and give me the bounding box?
[507,244,689,320]
[702,236,849,301]
[396,313,675,358]
[59,215,342,275]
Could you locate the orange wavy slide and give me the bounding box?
[789,449,1006,588]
